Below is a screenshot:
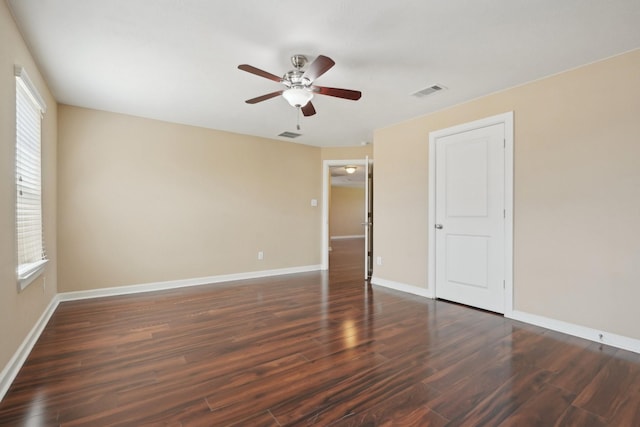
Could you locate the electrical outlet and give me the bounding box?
[258,251,264,260]
[376,256,383,266]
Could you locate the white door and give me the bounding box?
[363,156,373,279]
[434,123,505,313]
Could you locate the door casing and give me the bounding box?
[427,112,514,315]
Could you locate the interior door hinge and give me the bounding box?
[503,138,506,148]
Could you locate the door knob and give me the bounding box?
[435,224,443,229]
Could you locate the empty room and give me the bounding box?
[1,1,640,425]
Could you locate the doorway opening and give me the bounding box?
[321,159,372,279]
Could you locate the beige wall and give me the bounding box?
[320,145,372,161]
[330,186,365,237]
[58,106,322,291]
[373,49,640,340]
[0,2,58,375]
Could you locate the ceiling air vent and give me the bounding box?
[278,131,302,138]
[412,84,447,98]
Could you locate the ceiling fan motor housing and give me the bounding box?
[283,55,312,88]
[283,69,310,88]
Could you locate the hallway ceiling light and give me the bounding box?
[344,165,357,174]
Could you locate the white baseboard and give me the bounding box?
[370,276,434,299]
[60,265,322,302]
[0,294,60,402]
[508,310,640,354]
[330,235,365,240]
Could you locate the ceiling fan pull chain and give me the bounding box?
[297,107,301,130]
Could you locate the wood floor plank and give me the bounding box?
[422,331,515,392]
[269,348,436,425]
[549,341,618,394]
[445,369,554,426]
[572,351,640,420]
[496,383,575,427]
[425,350,532,420]
[554,405,608,427]
[203,349,388,425]
[329,383,448,427]
[1,238,639,426]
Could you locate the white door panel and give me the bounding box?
[435,123,505,313]
[445,138,488,217]
[446,234,489,289]
[364,156,373,279]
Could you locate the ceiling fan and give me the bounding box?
[238,54,362,118]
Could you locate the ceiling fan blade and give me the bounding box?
[302,55,335,81]
[313,86,362,101]
[301,102,316,117]
[245,91,283,104]
[238,64,282,83]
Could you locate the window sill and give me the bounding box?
[18,259,48,292]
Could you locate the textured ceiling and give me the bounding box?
[7,0,640,147]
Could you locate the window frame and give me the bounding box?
[15,66,48,291]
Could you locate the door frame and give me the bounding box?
[427,112,514,315]
[321,159,368,270]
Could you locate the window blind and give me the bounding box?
[15,66,47,289]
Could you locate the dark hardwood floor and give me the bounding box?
[1,238,639,426]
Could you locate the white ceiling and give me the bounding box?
[7,0,640,147]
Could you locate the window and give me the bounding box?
[15,66,47,291]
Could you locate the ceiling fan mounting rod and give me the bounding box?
[291,54,308,70]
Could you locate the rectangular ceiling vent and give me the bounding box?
[278,131,302,138]
[412,84,447,98]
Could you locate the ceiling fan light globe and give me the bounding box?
[283,88,313,107]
